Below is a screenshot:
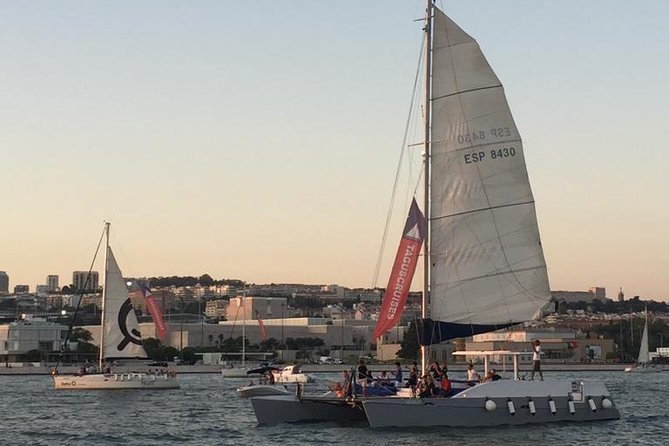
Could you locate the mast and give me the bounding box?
[242,295,246,368]
[421,0,433,376]
[98,221,110,370]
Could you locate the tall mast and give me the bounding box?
[421,0,433,376]
[242,294,246,368]
[98,221,110,370]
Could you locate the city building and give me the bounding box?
[72,271,99,292]
[589,287,607,301]
[226,296,288,321]
[618,287,625,302]
[0,271,8,293]
[13,285,29,294]
[0,318,68,363]
[205,299,228,320]
[47,275,59,292]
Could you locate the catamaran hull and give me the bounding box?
[362,380,619,428]
[53,373,180,390]
[250,394,367,424]
[237,384,291,398]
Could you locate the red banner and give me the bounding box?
[146,295,167,341]
[256,310,268,341]
[373,199,425,340]
[138,283,167,341]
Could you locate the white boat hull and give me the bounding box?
[237,384,291,398]
[362,380,619,428]
[53,373,180,390]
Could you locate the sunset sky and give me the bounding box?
[2,1,667,301]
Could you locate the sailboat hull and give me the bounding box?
[362,380,619,428]
[53,373,180,390]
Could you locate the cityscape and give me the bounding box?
[1,269,667,368]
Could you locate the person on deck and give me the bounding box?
[440,373,452,396]
[429,361,443,379]
[393,362,403,387]
[466,363,480,384]
[530,340,544,381]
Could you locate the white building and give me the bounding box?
[0,319,68,362]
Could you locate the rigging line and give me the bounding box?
[371,32,426,288]
[56,225,107,372]
[430,200,535,221]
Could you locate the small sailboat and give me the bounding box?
[53,223,179,390]
[625,309,662,373]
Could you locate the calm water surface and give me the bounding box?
[0,371,666,446]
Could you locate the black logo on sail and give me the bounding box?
[117,298,143,350]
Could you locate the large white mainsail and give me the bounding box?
[427,8,552,340]
[101,246,147,360]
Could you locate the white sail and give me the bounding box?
[102,246,147,360]
[638,314,649,364]
[429,9,552,326]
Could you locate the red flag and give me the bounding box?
[140,283,167,341]
[256,310,268,341]
[373,199,425,340]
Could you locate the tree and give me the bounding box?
[70,328,93,343]
[397,320,420,361]
[199,274,214,286]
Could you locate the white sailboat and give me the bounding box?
[362,1,618,427]
[625,309,662,373]
[251,1,619,426]
[53,223,179,390]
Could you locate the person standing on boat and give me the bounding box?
[466,363,480,384]
[392,361,403,387]
[530,340,544,381]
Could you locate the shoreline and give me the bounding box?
[0,363,657,376]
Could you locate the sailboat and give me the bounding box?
[625,309,662,373]
[53,223,180,390]
[251,1,619,425]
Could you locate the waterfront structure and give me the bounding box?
[0,318,67,363]
[0,271,8,293]
[47,275,59,292]
[72,271,99,292]
[465,327,614,364]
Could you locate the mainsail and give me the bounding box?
[102,247,148,360]
[425,8,552,343]
[638,312,649,364]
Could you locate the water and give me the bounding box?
[0,371,667,446]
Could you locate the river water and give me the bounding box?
[0,371,666,446]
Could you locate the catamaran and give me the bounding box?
[251,1,619,425]
[53,222,179,390]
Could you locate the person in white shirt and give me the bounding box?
[466,362,480,384]
[530,339,544,381]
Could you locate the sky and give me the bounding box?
[1,1,668,301]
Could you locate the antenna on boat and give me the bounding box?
[421,0,434,377]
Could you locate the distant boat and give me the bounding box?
[53,223,179,390]
[625,309,662,373]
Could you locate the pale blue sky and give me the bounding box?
[1,1,667,300]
